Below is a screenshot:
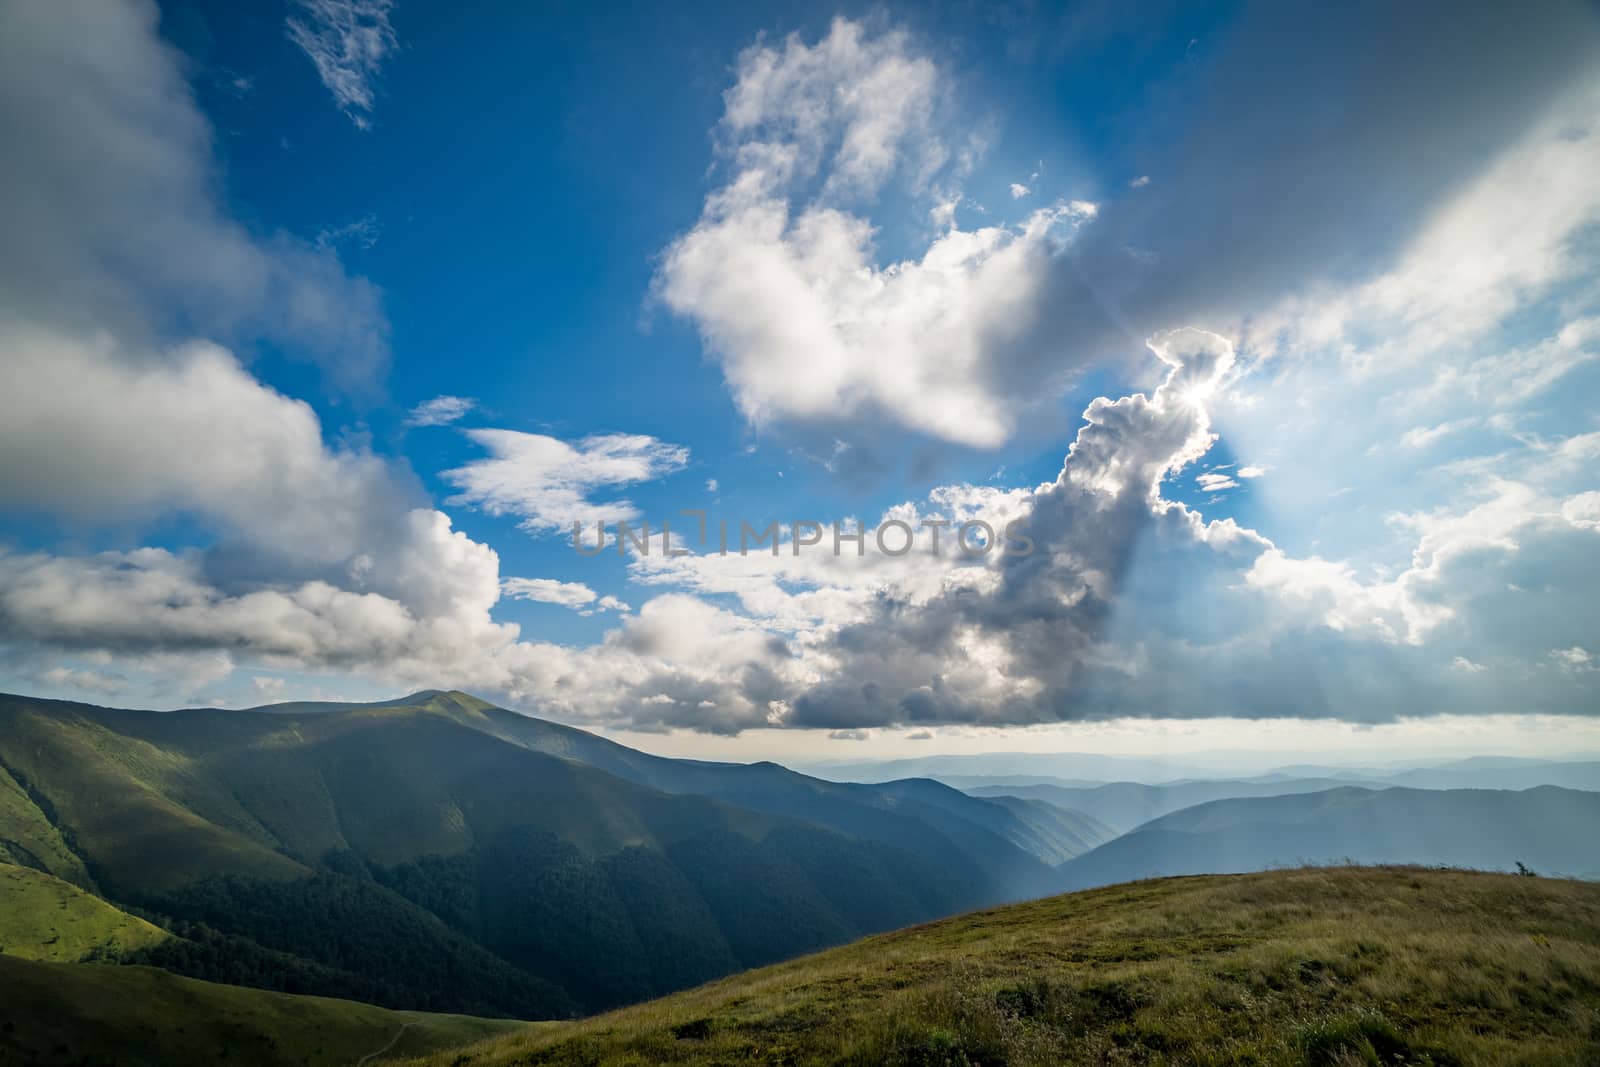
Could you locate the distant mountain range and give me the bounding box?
[801,750,1235,783]
[1057,785,1600,889]
[967,763,1600,832]
[805,750,1600,790]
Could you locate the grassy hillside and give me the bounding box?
[0,690,1059,900]
[404,867,1600,1067]
[1058,786,1600,889]
[371,692,1085,883]
[238,689,1090,881]
[0,697,313,892]
[0,691,1053,1015]
[0,692,761,890]
[0,955,526,1067]
[0,862,167,961]
[0,762,90,886]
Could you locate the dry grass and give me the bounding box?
[398,866,1600,1067]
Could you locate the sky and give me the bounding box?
[1,0,1598,765]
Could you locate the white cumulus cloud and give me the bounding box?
[656,18,1100,451]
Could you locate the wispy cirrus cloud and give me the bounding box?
[316,213,382,251]
[286,0,399,129]
[405,395,475,427]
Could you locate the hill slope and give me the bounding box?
[1058,785,1600,889]
[404,866,1600,1067]
[323,691,1092,879]
[0,690,1062,1015]
[0,955,525,1067]
[0,689,1062,899]
[865,779,1115,866]
[0,862,167,962]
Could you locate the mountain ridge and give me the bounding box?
[0,689,1087,1017]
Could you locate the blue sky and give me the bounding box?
[171,0,1253,631]
[173,0,1155,641]
[1,0,1598,763]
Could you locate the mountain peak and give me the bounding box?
[383,689,499,713]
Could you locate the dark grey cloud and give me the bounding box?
[775,330,1600,729]
[788,329,1240,727]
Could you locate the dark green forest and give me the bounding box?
[112,821,972,1017]
[0,690,1100,1018]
